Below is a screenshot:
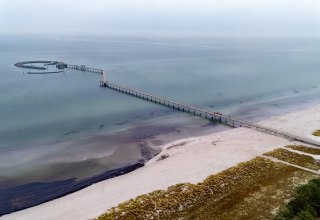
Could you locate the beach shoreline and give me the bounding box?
[2,103,320,220]
[0,163,144,216]
[2,67,320,217]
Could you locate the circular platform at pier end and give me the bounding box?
[14,60,60,70]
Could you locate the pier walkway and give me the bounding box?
[100,81,320,148]
[66,64,104,74]
[14,60,320,148]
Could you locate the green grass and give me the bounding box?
[286,145,320,155]
[96,157,317,220]
[312,130,320,137]
[264,148,320,171]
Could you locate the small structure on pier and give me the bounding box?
[80,65,86,71]
[100,70,108,87]
[56,62,67,69]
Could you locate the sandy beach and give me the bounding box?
[2,104,320,220]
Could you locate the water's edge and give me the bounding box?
[2,88,320,216]
[0,162,144,216]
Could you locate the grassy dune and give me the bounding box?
[264,148,320,170]
[312,130,320,137]
[286,145,320,155]
[97,157,316,220]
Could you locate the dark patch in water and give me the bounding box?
[99,124,104,129]
[138,143,155,161]
[0,122,201,216]
[127,125,180,143]
[113,120,127,126]
[231,105,273,123]
[202,122,218,127]
[150,139,164,146]
[134,114,144,119]
[64,130,79,136]
[0,162,143,216]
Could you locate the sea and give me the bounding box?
[1,34,320,215]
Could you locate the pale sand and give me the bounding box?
[259,104,320,142]
[2,104,320,220]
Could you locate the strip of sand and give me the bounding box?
[2,104,320,220]
[259,104,320,142]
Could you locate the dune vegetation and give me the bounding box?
[97,157,317,220]
[264,148,320,171]
[286,145,320,155]
[312,130,320,137]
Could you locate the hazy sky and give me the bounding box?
[1,0,320,35]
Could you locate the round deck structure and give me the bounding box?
[14,60,59,70]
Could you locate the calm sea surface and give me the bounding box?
[0,34,320,213]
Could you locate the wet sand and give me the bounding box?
[3,103,320,220]
[0,115,227,216]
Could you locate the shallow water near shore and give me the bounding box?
[1,34,320,215]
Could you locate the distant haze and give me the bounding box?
[1,0,320,35]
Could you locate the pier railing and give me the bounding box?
[101,81,320,147]
[15,60,320,148]
[67,64,103,74]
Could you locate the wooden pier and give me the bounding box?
[100,81,320,147]
[14,60,320,148]
[67,64,104,74]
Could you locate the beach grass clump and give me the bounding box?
[275,178,320,220]
[264,148,320,171]
[286,145,320,155]
[312,130,320,137]
[97,157,316,220]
